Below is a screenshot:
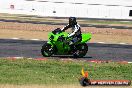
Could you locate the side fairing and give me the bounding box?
[81,33,92,43]
[47,32,69,54]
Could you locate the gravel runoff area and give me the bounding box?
[0,22,132,44]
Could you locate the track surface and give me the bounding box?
[0,39,132,61]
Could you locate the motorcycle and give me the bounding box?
[41,28,92,57]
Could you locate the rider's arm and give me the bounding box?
[68,25,80,37]
[61,24,70,31]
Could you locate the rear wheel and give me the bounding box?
[41,43,54,57]
[73,43,88,58]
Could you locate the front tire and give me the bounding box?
[41,43,54,57]
[73,43,88,58]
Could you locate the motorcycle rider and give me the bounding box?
[61,17,82,45]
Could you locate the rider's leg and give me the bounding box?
[69,36,82,45]
[69,37,82,52]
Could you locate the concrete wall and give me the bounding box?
[0,0,132,20]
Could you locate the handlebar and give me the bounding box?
[52,28,62,34]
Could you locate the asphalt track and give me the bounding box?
[0,39,132,61]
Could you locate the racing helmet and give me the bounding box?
[69,17,77,26]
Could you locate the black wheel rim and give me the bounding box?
[42,44,54,56]
[75,44,88,57]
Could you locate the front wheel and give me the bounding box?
[41,43,54,57]
[73,43,88,58]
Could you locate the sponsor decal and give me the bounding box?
[79,68,131,86]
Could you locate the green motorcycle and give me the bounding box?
[41,28,92,57]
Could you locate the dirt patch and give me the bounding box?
[1,22,132,36]
[0,29,49,40]
[0,22,132,44]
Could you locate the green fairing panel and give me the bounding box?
[47,32,68,45]
[81,33,92,43]
[48,32,68,41]
[48,32,91,45]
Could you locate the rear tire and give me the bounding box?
[73,43,88,58]
[41,43,54,57]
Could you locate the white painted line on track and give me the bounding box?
[128,62,132,64]
[96,42,129,45]
[30,39,40,41]
[10,38,41,41]
[119,43,127,45]
[98,42,105,44]
[11,38,20,40]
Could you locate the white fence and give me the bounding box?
[0,0,132,20]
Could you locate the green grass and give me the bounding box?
[0,59,131,85]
